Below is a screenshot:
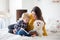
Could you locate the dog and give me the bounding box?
[33,20,44,36]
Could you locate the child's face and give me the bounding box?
[31,11,37,20]
[24,17,30,23]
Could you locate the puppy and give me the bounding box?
[33,20,44,36]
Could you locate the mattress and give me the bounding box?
[0,28,60,40]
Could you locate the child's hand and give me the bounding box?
[13,29,17,34]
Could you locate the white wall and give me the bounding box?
[0,0,60,27]
[22,0,60,22]
[40,0,60,22]
[9,0,22,24]
[22,0,60,29]
[22,0,42,13]
[0,0,9,12]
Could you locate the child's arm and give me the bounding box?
[14,21,22,30]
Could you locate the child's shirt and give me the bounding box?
[14,20,28,31]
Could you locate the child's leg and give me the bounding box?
[17,29,31,36]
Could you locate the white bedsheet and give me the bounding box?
[0,28,60,40]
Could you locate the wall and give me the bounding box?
[9,0,22,24]
[22,0,60,20]
[0,0,9,12]
[22,0,42,13]
[40,0,60,22]
[22,0,60,29]
[0,0,60,28]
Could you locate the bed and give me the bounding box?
[0,12,60,40]
[0,28,42,40]
[0,28,60,40]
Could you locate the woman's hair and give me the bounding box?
[31,6,45,24]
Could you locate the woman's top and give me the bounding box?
[26,14,47,36]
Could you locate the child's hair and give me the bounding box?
[21,13,30,19]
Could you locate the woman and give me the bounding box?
[26,6,48,36]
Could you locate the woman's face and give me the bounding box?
[31,11,37,20]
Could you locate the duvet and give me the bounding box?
[0,28,60,40]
